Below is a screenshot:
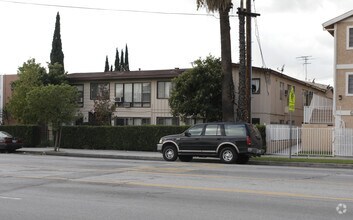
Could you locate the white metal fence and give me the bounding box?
[335,128,353,157]
[266,125,353,157]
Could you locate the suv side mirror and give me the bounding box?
[184,131,191,137]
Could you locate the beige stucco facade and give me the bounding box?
[324,10,353,128]
[77,80,173,125]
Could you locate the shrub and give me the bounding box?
[60,125,189,151]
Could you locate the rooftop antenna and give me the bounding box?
[277,64,285,73]
[296,55,314,81]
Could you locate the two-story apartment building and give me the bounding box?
[67,68,190,126]
[67,65,332,127]
[244,66,332,126]
[323,10,353,129]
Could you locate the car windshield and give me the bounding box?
[0,131,12,138]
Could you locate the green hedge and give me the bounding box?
[0,124,267,151]
[0,125,41,147]
[60,125,189,151]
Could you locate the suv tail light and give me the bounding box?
[4,137,12,144]
[246,136,252,146]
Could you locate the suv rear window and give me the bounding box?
[224,124,246,137]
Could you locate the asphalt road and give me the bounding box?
[0,154,352,220]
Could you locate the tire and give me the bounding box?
[179,155,193,162]
[236,155,250,164]
[162,145,178,162]
[219,147,237,164]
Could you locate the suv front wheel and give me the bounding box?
[162,145,178,161]
[219,147,237,164]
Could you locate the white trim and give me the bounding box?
[346,26,353,50]
[345,72,353,96]
[323,10,353,28]
[333,24,337,128]
[337,64,353,69]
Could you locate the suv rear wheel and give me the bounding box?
[162,145,178,161]
[220,147,237,164]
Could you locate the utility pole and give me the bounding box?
[245,0,252,123]
[237,1,246,122]
[238,0,260,123]
[296,55,313,81]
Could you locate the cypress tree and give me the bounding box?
[110,65,113,72]
[114,48,120,71]
[50,12,64,71]
[120,49,125,71]
[104,56,109,72]
[124,44,129,71]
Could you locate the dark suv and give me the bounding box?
[157,122,264,164]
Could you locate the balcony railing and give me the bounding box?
[304,106,333,124]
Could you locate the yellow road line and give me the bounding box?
[4,175,353,202]
[128,182,353,202]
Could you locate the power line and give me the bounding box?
[0,0,227,17]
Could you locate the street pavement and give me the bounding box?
[16,147,353,169]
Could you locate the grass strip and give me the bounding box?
[251,156,353,164]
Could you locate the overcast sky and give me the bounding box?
[1,0,353,86]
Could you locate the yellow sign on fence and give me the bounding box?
[288,87,295,112]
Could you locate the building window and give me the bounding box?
[115,83,151,107]
[116,117,150,126]
[252,118,260,124]
[90,83,109,100]
[346,73,353,95]
[156,117,179,126]
[347,26,353,49]
[251,78,260,94]
[280,82,284,100]
[75,84,84,107]
[302,89,313,106]
[184,118,205,126]
[157,81,172,99]
[286,85,295,105]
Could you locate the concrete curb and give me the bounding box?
[18,149,353,169]
[249,160,353,169]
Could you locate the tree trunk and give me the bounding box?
[54,128,61,152]
[219,6,235,122]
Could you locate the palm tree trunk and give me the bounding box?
[219,5,235,122]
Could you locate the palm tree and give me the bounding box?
[197,0,235,122]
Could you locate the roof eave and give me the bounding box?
[323,9,353,29]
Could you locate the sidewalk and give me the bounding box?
[17,147,353,169]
